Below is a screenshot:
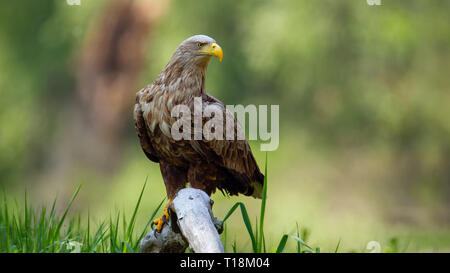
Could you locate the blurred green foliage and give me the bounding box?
[0,0,102,184]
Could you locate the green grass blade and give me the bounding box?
[232,239,237,253]
[52,185,82,242]
[134,198,165,250]
[86,210,90,250]
[276,234,289,253]
[222,202,256,252]
[222,202,240,223]
[239,204,256,252]
[335,238,341,253]
[257,152,268,253]
[126,181,147,239]
[288,234,312,250]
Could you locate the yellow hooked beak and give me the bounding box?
[200,42,223,62]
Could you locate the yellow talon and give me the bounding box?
[152,199,172,233]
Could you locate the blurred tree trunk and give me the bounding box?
[42,0,169,197]
[75,0,168,171]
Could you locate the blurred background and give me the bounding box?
[0,0,449,252]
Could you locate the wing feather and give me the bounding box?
[134,90,159,163]
[192,94,264,191]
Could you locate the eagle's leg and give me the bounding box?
[188,164,218,197]
[152,161,187,233]
[151,198,172,233]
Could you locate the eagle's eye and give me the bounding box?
[197,42,204,48]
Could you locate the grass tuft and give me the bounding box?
[0,183,162,253]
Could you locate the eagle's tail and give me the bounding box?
[250,171,265,199]
[250,181,263,199]
[222,169,264,199]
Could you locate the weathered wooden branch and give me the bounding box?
[140,188,224,253]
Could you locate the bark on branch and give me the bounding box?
[139,188,224,253]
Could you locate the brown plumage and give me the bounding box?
[133,35,264,202]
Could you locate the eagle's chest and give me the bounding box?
[148,126,200,167]
[139,84,203,166]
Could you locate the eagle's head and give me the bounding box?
[172,35,223,68]
[159,35,223,94]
